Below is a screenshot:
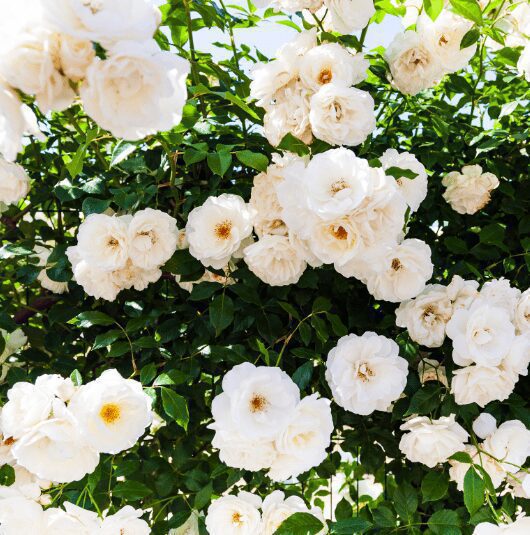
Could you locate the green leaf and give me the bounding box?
[140,363,157,385]
[235,150,269,172]
[428,509,461,535]
[330,518,372,534]
[161,387,189,431]
[209,295,234,334]
[385,166,419,180]
[405,384,442,416]
[273,512,326,535]
[423,0,444,20]
[421,471,449,502]
[82,197,111,216]
[194,482,213,510]
[393,483,418,522]
[72,311,115,328]
[292,361,314,391]
[0,464,15,486]
[113,480,153,501]
[92,330,122,350]
[449,451,473,463]
[70,370,83,386]
[110,141,137,167]
[463,467,485,515]
[207,151,232,177]
[449,0,482,25]
[460,27,480,49]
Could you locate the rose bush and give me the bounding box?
[0,0,529,533]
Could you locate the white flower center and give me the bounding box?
[329,224,348,241]
[356,362,374,382]
[99,403,121,425]
[391,258,403,271]
[82,0,102,14]
[249,394,268,413]
[231,512,243,525]
[318,67,333,85]
[330,179,349,195]
[472,327,493,345]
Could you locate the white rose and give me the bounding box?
[205,492,262,535]
[418,358,448,387]
[299,43,368,92]
[270,394,333,481]
[480,278,521,318]
[446,301,515,367]
[416,10,477,73]
[42,0,162,45]
[34,245,69,294]
[364,239,433,302]
[451,364,518,407]
[309,84,376,146]
[0,82,36,161]
[515,289,530,334]
[518,43,530,82]
[35,374,76,402]
[100,506,150,535]
[112,259,162,293]
[473,413,497,439]
[0,27,75,113]
[12,401,100,483]
[212,430,277,472]
[482,420,530,473]
[186,194,254,269]
[44,502,101,533]
[244,235,307,286]
[0,492,45,533]
[80,40,190,140]
[210,362,300,441]
[474,518,530,534]
[385,30,442,95]
[449,445,506,491]
[302,148,374,220]
[326,332,408,415]
[56,33,95,82]
[262,491,326,535]
[507,471,530,499]
[0,382,54,439]
[263,80,313,146]
[68,369,153,454]
[379,148,428,212]
[501,334,530,376]
[399,414,468,468]
[395,284,453,347]
[74,214,130,271]
[169,511,201,535]
[127,208,178,269]
[0,159,30,205]
[442,164,500,215]
[0,328,27,361]
[446,274,480,310]
[69,259,122,301]
[320,0,375,34]
[272,0,324,12]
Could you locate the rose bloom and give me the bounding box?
[186,194,254,269]
[418,358,448,387]
[318,0,375,34]
[446,300,515,367]
[309,84,376,146]
[299,43,368,92]
[379,148,428,212]
[42,0,162,46]
[385,30,442,95]
[417,10,477,73]
[269,394,333,481]
[0,492,46,534]
[0,159,30,206]
[270,0,324,12]
[210,362,300,442]
[55,33,95,82]
[12,400,100,483]
[395,284,453,347]
[325,332,408,415]
[34,245,69,294]
[44,502,101,532]
[473,413,497,439]
[169,511,201,535]
[263,80,313,146]
[515,289,530,334]
[442,164,500,215]
[80,40,190,140]
[518,43,530,82]
[446,274,480,310]
[451,364,518,407]
[364,239,433,302]
[68,369,153,454]
[100,506,150,535]
[399,414,468,468]
[205,492,262,535]
[68,256,122,301]
[261,491,326,535]
[474,517,530,534]
[482,420,530,473]
[244,235,307,287]
[480,278,521,319]
[449,445,506,491]
[127,208,178,269]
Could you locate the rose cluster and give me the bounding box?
[250,30,376,147]
[67,208,179,301]
[0,158,31,212]
[0,0,190,142]
[396,277,530,407]
[0,369,153,483]
[209,363,333,481]
[0,496,149,534]
[205,490,325,535]
[385,10,478,95]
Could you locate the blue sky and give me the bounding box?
[193,2,403,63]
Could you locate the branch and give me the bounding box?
[14,295,59,324]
